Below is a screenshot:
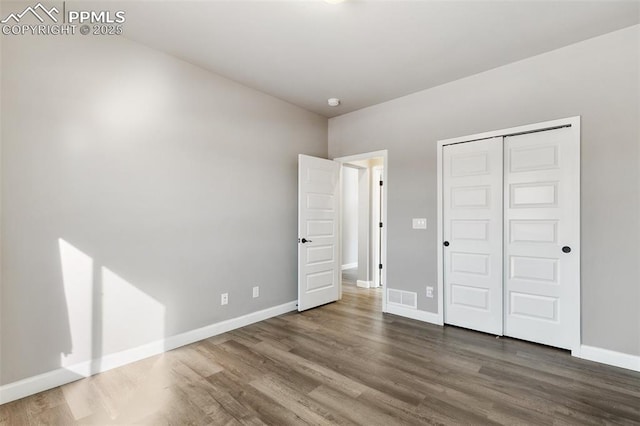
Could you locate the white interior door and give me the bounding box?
[298,154,341,311]
[443,138,503,335]
[504,127,580,349]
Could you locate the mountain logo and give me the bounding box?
[1,3,59,24]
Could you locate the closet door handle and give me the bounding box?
[443,241,450,247]
[562,246,571,253]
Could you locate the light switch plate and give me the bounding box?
[412,218,427,229]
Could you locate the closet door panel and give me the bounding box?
[443,138,503,335]
[504,127,580,350]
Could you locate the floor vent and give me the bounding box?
[387,288,417,309]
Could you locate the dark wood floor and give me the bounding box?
[2,269,640,425]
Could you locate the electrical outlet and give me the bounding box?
[252,286,259,298]
[221,293,228,305]
[426,286,434,298]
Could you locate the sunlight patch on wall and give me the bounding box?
[101,267,165,354]
[58,238,166,377]
[58,238,93,372]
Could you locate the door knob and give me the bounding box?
[443,241,450,247]
[562,246,571,253]
[301,238,312,244]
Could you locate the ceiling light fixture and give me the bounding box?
[328,98,341,107]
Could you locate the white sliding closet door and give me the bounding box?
[443,138,503,335]
[503,127,580,349]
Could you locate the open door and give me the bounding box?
[298,154,341,311]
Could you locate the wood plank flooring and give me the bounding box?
[2,269,640,425]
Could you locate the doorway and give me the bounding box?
[336,151,388,313]
[297,150,388,313]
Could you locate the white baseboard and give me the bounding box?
[341,263,358,270]
[0,301,297,405]
[572,345,640,373]
[356,280,373,288]
[385,305,443,326]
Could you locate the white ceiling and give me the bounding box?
[110,1,639,117]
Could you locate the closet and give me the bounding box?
[437,117,580,350]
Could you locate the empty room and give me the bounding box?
[1,0,639,424]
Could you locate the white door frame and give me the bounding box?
[371,165,384,288]
[334,150,388,313]
[436,117,581,347]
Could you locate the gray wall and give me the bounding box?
[341,166,358,267]
[329,26,640,356]
[0,35,327,385]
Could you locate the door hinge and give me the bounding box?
[379,180,383,186]
[379,222,383,228]
[379,264,383,270]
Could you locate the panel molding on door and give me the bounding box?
[298,155,341,312]
[504,126,580,350]
[437,116,581,351]
[443,137,503,335]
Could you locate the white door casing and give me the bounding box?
[503,127,580,349]
[372,166,383,288]
[443,137,504,335]
[298,154,341,311]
